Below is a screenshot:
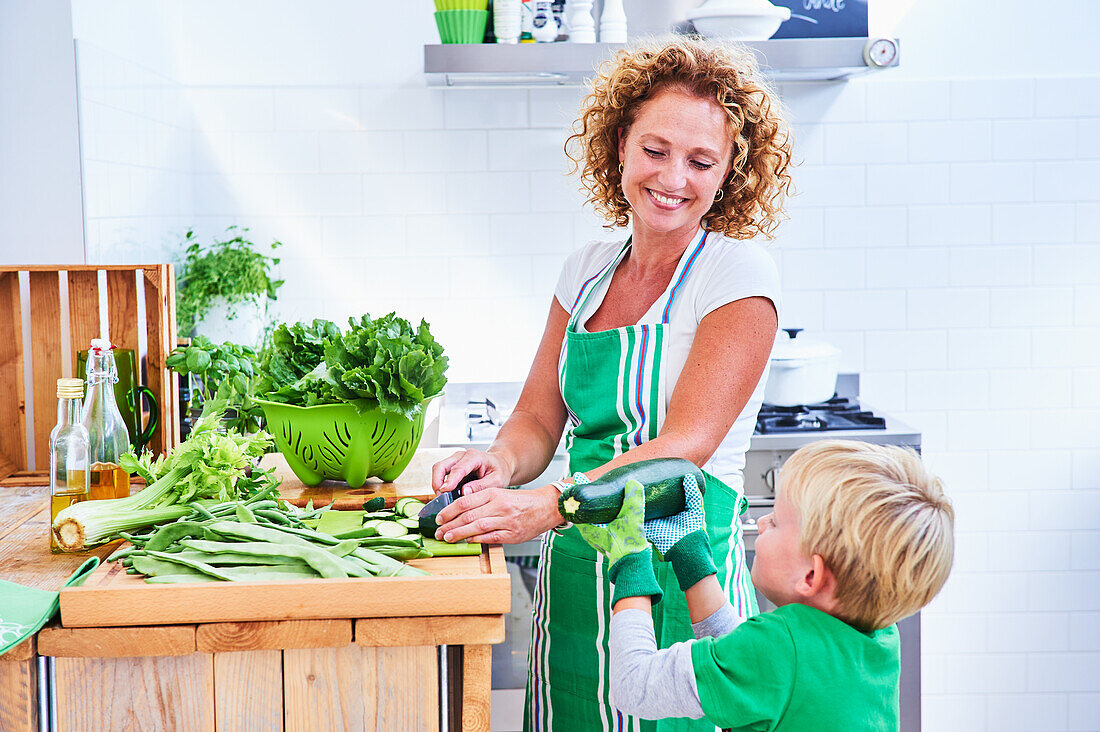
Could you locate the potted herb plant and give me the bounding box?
[166,336,265,436]
[175,226,284,347]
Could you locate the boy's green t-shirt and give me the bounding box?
[689,603,900,732]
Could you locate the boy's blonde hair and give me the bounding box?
[779,440,954,631]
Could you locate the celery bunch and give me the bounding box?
[52,402,275,551]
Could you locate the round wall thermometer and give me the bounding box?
[862,38,898,68]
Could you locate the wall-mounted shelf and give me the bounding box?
[424,37,899,87]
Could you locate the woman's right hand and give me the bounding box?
[431,449,512,495]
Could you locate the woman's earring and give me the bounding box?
[618,162,624,175]
[714,187,725,202]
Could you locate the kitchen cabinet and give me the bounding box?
[0,469,509,731]
[424,37,899,86]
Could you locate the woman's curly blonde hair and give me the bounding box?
[566,36,794,240]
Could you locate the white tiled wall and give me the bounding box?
[78,50,1100,732]
[77,43,194,265]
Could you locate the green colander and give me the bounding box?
[255,398,431,488]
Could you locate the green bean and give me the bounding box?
[234,503,257,523]
[117,531,147,547]
[171,550,311,568]
[326,540,361,558]
[132,555,208,578]
[372,546,432,561]
[205,521,319,549]
[244,483,279,505]
[144,521,209,552]
[107,545,139,562]
[145,550,233,580]
[351,547,429,578]
[190,503,217,521]
[253,509,292,525]
[179,539,349,579]
[354,536,421,548]
[332,526,379,540]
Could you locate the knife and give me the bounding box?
[418,470,479,538]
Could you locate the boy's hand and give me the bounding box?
[576,481,663,605]
[644,473,718,591]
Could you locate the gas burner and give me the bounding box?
[755,397,886,434]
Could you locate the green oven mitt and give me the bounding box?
[0,557,100,657]
[644,472,718,591]
[576,481,662,605]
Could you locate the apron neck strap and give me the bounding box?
[659,229,709,324]
[567,237,632,328]
[567,228,709,329]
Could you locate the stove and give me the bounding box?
[755,396,886,434]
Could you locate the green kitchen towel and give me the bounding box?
[0,557,100,656]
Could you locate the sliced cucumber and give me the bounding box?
[396,517,420,530]
[362,496,385,512]
[374,521,409,538]
[363,511,395,520]
[395,498,426,518]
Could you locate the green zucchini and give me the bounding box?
[558,458,705,525]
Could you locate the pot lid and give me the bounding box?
[770,328,840,361]
[688,0,791,19]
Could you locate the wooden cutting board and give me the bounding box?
[59,544,510,628]
[264,448,455,509]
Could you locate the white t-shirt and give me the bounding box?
[553,231,780,491]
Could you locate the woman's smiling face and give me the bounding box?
[618,87,734,243]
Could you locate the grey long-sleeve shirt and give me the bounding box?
[608,602,742,720]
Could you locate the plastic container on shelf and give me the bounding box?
[532,1,558,41]
[434,9,491,43]
[493,0,522,43]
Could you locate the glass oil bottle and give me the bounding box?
[82,339,132,500]
[50,378,90,553]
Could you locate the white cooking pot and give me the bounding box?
[763,328,840,407]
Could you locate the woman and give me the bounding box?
[432,37,793,731]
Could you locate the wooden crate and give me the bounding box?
[60,546,511,628]
[0,265,179,481]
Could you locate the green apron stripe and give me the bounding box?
[648,326,663,441]
[528,536,544,729]
[630,324,651,447]
[595,552,613,732]
[617,327,638,456]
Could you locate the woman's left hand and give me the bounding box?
[434,484,562,544]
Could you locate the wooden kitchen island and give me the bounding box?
[0,476,510,732]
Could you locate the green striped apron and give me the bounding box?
[525,231,758,732]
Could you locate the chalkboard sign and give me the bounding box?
[770,0,868,38]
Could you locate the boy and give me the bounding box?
[577,439,955,731]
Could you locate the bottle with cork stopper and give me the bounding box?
[50,378,90,552]
[82,339,132,500]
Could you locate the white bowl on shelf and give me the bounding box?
[687,0,791,41]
